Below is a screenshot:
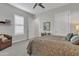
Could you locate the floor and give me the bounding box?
[0,40,30,56]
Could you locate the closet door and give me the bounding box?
[54,10,69,36]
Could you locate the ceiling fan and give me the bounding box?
[33,3,45,9]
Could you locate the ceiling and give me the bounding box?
[9,3,68,15]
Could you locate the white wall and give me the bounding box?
[69,4,79,33]
[37,9,55,36]
[28,16,40,39]
[0,3,35,43]
[37,4,79,36]
[53,7,70,36]
[33,18,40,37]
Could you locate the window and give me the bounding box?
[14,15,24,35]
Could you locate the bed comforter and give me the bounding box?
[27,35,79,56]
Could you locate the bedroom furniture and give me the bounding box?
[41,33,51,36]
[0,34,12,51]
[27,35,79,56]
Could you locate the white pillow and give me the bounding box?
[0,35,8,42]
[71,36,79,45]
[0,35,4,38]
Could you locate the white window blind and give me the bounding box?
[14,15,24,35]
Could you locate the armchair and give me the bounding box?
[0,34,12,51]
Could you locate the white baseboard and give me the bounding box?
[12,39,27,44]
[53,33,66,36]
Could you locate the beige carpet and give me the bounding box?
[0,40,30,56]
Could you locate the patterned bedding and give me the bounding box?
[27,35,79,56]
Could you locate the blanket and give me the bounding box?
[27,35,79,56]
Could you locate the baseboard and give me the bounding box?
[12,39,28,44]
[53,33,66,36]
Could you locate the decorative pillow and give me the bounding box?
[70,35,79,45]
[65,33,73,41]
[0,34,8,42]
[0,34,4,38]
[2,37,8,42]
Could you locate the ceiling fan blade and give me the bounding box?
[39,3,45,8]
[33,3,37,9]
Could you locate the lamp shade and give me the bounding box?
[76,25,79,31]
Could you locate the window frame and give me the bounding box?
[14,14,24,35]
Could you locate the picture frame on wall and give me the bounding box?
[43,22,50,31]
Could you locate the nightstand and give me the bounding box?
[41,33,51,36]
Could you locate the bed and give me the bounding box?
[27,35,79,56]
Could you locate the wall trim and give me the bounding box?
[12,39,27,44]
[53,33,66,36]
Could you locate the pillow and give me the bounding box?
[0,34,4,38]
[70,35,79,45]
[65,33,73,41]
[0,34,8,42]
[2,37,8,42]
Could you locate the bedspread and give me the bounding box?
[27,35,79,56]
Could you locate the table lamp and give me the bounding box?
[75,24,79,35]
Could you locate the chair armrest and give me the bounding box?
[4,34,12,40]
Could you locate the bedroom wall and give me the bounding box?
[28,16,40,39]
[37,5,70,36]
[53,5,70,36]
[37,10,55,36]
[37,3,79,36]
[0,3,35,43]
[68,4,79,33]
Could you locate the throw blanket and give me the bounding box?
[27,35,79,56]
